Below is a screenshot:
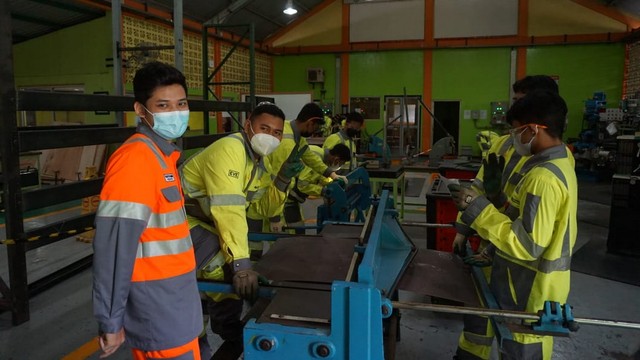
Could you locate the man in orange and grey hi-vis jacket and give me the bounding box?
[93,62,202,360]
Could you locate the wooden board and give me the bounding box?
[39,145,107,183]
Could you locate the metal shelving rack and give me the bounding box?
[0,3,251,325]
[202,23,256,133]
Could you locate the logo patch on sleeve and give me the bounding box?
[164,173,175,182]
[228,170,240,179]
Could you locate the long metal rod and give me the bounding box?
[392,301,640,330]
[393,301,539,320]
[401,222,453,228]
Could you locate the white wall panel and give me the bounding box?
[350,0,424,42]
[434,0,517,39]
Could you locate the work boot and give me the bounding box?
[211,338,243,360]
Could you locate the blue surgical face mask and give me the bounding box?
[142,106,189,140]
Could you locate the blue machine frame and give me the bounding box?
[198,191,594,359]
[317,167,372,226]
[243,190,414,360]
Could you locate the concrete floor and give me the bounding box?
[1,181,640,359]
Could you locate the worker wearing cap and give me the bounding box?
[452,76,567,360]
[450,90,577,360]
[180,102,302,359]
[283,144,352,234]
[323,112,364,172]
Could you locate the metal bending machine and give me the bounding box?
[199,190,640,359]
[243,190,414,359]
[316,166,372,225]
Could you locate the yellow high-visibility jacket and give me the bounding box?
[460,144,578,314]
[323,130,357,171]
[292,145,333,199]
[268,120,332,179]
[180,133,287,272]
[456,135,575,236]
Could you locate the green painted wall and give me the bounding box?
[526,43,625,142]
[273,53,337,108]
[432,48,512,155]
[13,16,115,125]
[349,51,424,136]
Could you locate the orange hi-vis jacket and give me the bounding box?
[93,125,201,351]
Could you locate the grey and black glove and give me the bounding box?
[448,183,479,211]
[232,269,260,301]
[463,246,494,267]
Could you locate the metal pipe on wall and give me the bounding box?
[173,0,184,71]
[111,0,124,126]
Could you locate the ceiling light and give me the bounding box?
[283,0,297,15]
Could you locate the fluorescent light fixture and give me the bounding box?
[283,0,297,15]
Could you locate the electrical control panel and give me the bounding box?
[490,101,508,125]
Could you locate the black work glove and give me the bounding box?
[232,269,259,301]
[482,153,505,198]
[452,233,468,257]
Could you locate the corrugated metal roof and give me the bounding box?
[8,0,640,45]
[9,0,325,44]
[150,0,322,42]
[10,0,105,43]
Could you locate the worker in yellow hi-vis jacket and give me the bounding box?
[247,102,348,234]
[179,102,304,359]
[449,90,577,360]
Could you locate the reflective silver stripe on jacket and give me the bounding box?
[502,152,522,188]
[522,192,540,233]
[511,218,545,258]
[509,145,568,186]
[148,208,187,228]
[136,235,192,258]
[498,137,513,156]
[98,200,186,228]
[97,200,151,222]
[209,194,246,206]
[537,162,568,188]
[125,137,168,170]
[497,249,572,273]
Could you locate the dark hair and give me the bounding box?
[133,62,188,106]
[249,103,285,122]
[345,112,364,124]
[512,75,559,95]
[506,90,567,138]
[296,102,324,123]
[329,143,351,162]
